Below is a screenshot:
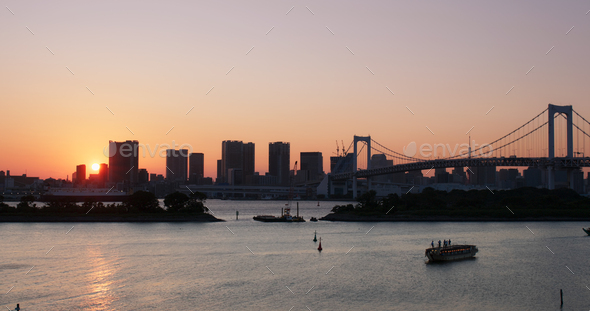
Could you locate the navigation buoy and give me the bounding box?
[318,237,322,252]
[313,230,317,242]
[317,201,320,206]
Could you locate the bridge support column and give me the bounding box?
[548,104,573,159]
[547,166,554,190]
[352,135,371,199]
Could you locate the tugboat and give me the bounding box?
[425,244,478,262]
[254,163,306,223]
[253,206,305,222]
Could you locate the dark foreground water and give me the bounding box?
[1,200,589,310]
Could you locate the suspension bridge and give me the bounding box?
[331,104,590,197]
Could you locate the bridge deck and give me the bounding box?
[332,157,590,180]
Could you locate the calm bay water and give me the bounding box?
[1,200,589,310]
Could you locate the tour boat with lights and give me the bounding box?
[425,244,478,262]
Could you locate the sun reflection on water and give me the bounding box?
[83,246,118,311]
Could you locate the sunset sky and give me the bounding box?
[2,0,590,179]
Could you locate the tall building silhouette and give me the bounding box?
[98,163,108,187]
[300,152,323,182]
[269,142,290,186]
[216,159,223,184]
[243,142,255,180]
[108,140,139,185]
[221,140,255,185]
[166,149,189,182]
[370,154,393,183]
[76,164,86,186]
[138,168,149,184]
[189,153,204,183]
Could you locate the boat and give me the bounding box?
[313,230,317,242]
[425,244,478,262]
[310,217,318,222]
[253,206,305,222]
[583,228,590,235]
[318,237,322,252]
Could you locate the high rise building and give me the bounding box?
[166,149,189,182]
[300,152,324,182]
[76,164,86,185]
[269,142,290,186]
[243,142,255,180]
[216,159,223,184]
[330,154,353,174]
[468,166,496,186]
[221,141,243,184]
[189,153,205,183]
[138,168,149,184]
[108,140,139,185]
[98,163,108,187]
[221,140,255,185]
[371,154,393,183]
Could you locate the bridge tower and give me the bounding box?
[547,104,574,190]
[352,135,371,198]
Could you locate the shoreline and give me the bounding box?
[320,213,590,222]
[0,214,224,223]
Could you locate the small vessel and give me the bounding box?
[310,217,318,222]
[318,237,322,252]
[253,206,305,222]
[583,228,590,235]
[425,244,478,262]
[313,230,317,242]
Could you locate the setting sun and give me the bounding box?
[92,163,99,171]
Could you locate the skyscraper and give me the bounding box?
[216,159,223,184]
[166,149,189,182]
[108,140,139,185]
[221,140,255,185]
[269,142,290,186]
[138,168,149,184]
[243,142,255,180]
[98,163,108,187]
[76,164,86,185]
[370,154,393,183]
[189,153,204,183]
[300,152,324,182]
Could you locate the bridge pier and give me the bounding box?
[547,166,554,190]
[352,135,371,199]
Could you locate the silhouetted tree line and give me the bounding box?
[331,187,590,217]
[0,191,209,216]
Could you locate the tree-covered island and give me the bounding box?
[321,187,590,221]
[0,191,222,222]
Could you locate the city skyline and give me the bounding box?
[2,1,590,180]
